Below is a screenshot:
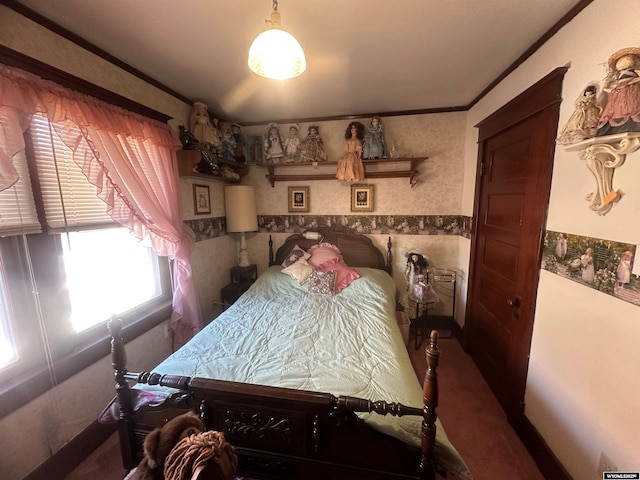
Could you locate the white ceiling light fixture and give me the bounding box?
[248,0,306,80]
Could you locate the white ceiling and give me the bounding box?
[17,0,585,124]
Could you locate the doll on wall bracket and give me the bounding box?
[284,124,301,163]
[560,47,640,215]
[362,115,387,159]
[336,121,365,181]
[299,125,328,163]
[556,83,603,146]
[189,102,222,154]
[264,122,285,164]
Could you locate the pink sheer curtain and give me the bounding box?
[0,64,203,347]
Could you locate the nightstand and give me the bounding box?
[230,264,258,284]
[221,265,257,309]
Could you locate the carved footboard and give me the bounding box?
[109,319,440,480]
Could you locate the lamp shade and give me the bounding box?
[224,185,258,233]
[248,28,306,80]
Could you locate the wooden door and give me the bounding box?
[466,68,566,427]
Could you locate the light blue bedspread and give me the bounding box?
[142,266,472,479]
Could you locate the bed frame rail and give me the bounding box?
[109,325,439,480]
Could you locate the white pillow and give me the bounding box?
[281,244,311,268]
[281,257,313,284]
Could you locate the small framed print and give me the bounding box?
[351,184,374,212]
[193,184,211,215]
[288,186,309,212]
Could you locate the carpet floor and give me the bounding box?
[407,334,544,480]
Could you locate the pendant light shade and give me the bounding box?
[248,1,306,80]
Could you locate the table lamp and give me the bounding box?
[224,185,258,267]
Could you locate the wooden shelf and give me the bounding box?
[261,157,427,187]
[176,149,248,182]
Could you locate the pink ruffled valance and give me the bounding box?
[0,63,203,347]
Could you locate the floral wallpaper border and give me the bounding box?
[185,214,473,242]
[184,219,639,308]
[543,230,639,307]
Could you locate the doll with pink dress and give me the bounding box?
[596,47,640,137]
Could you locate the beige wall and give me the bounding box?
[462,0,640,478]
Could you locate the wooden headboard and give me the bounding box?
[270,230,392,274]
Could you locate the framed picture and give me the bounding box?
[288,186,309,212]
[245,134,263,165]
[193,184,211,215]
[351,184,374,212]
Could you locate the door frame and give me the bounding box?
[465,67,567,426]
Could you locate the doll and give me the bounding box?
[283,124,301,162]
[556,84,603,145]
[362,115,386,159]
[135,412,205,480]
[336,121,365,181]
[596,47,640,137]
[220,122,237,160]
[405,252,429,288]
[230,123,246,163]
[264,123,285,163]
[402,252,433,314]
[189,102,222,152]
[178,125,198,150]
[299,125,328,163]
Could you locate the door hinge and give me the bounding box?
[480,160,486,176]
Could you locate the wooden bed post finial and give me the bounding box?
[108,316,126,374]
[268,235,274,266]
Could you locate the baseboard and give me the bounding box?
[518,415,572,480]
[24,420,117,480]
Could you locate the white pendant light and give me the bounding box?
[248,0,306,80]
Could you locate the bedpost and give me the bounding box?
[386,236,392,274]
[108,317,137,469]
[268,235,274,266]
[419,330,440,480]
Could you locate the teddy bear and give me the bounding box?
[134,411,205,480]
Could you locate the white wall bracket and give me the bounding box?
[566,132,640,215]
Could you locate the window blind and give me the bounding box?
[29,115,115,233]
[0,149,41,236]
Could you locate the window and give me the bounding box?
[0,115,172,417]
[62,228,162,333]
[0,271,16,369]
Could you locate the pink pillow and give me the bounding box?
[316,258,361,293]
[307,243,342,268]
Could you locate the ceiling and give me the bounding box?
[16,0,587,124]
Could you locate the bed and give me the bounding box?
[106,231,472,480]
